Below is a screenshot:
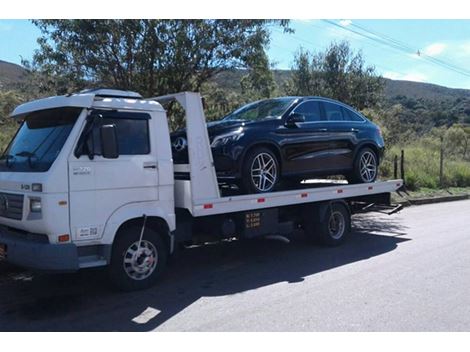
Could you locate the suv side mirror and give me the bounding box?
[286,113,306,127]
[100,124,119,159]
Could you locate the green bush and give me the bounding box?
[402,169,438,190]
[445,161,470,187]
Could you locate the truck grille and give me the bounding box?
[0,192,24,220]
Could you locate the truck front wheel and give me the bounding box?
[109,225,168,291]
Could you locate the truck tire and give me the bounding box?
[303,202,351,246]
[109,225,168,291]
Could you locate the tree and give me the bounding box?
[0,90,23,152]
[240,51,277,101]
[285,41,384,110]
[200,82,244,121]
[362,104,417,145]
[27,20,289,97]
[0,90,23,120]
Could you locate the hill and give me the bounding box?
[213,69,470,102]
[1,59,470,102]
[384,79,470,101]
[0,60,26,89]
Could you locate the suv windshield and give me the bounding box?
[224,97,297,121]
[0,107,82,172]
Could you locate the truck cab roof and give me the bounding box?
[10,88,165,119]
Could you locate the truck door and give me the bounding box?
[68,110,158,242]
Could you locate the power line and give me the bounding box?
[322,19,470,78]
[271,27,412,78]
[348,21,470,77]
[322,20,416,55]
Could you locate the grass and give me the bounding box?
[380,143,470,190]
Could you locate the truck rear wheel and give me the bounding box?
[109,225,168,291]
[303,202,351,246]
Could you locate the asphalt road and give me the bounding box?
[0,200,469,331]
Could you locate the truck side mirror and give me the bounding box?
[100,124,119,159]
[286,113,305,127]
[201,96,206,110]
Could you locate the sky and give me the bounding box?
[2,19,470,89]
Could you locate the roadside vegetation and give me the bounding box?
[1,19,469,192]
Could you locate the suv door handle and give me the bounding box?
[318,128,328,132]
[351,128,359,133]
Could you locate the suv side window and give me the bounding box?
[292,101,322,122]
[323,102,344,121]
[91,117,150,155]
[342,107,365,122]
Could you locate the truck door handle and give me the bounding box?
[143,163,157,169]
[318,128,328,132]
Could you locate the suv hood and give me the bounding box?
[206,119,247,136]
[171,119,247,138]
[171,118,279,139]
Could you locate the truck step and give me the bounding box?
[78,255,108,269]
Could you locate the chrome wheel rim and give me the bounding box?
[328,211,345,240]
[251,152,277,192]
[359,151,377,182]
[123,240,158,281]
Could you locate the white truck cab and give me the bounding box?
[0,89,403,290]
[0,89,175,275]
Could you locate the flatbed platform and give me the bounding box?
[175,179,403,217]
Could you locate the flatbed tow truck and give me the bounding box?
[0,89,403,290]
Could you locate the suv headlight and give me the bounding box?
[210,128,244,148]
[30,198,42,213]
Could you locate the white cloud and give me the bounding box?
[293,19,319,24]
[401,72,427,82]
[422,42,446,57]
[382,71,402,80]
[339,19,352,27]
[324,25,362,42]
[382,71,427,83]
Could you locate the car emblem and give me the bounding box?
[0,195,8,213]
[173,137,187,152]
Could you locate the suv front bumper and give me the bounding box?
[0,226,79,272]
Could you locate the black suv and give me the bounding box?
[171,96,384,193]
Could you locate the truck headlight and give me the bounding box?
[210,128,244,148]
[30,198,42,213]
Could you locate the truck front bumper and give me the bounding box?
[0,226,79,272]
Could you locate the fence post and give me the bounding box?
[440,136,444,188]
[400,149,405,183]
[394,155,398,179]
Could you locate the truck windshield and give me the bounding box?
[0,107,82,172]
